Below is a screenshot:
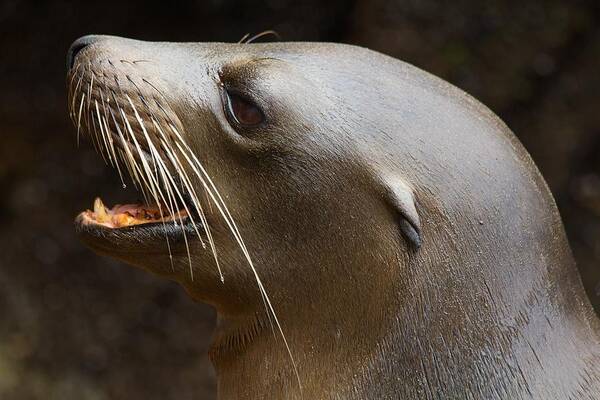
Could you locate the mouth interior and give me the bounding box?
[81,197,189,229]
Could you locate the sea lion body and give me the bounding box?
[66,36,600,399]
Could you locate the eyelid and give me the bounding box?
[222,87,265,128]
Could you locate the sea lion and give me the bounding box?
[66,34,600,399]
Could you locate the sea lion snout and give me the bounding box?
[66,36,186,178]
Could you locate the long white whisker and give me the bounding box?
[125,96,176,213]
[68,62,81,87]
[119,107,157,204]
[108,107,140,191]
[137,108,206,278]
[150,118,222,277]
[116,106,151,202]
[95,100,113,166]
[100,95,126,187]
[86,66,94,122]
[89,105,107,163]
[155,160,178,272]
[125,96,201,281]
[70,69,302,392]
[70,66,84,118]
[170,133,302,390]
[76,92,86,146]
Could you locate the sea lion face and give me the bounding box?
[67,36,419,313]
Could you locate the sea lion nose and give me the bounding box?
[67,35,101,71]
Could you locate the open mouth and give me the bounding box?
[78,198,189,229]
[67,58,198,239]
[66,48,228,254]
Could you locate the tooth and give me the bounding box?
[94,197,110,222]
[114,213,136,227]
[93,197,104,213]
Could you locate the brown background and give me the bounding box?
[1,1,599,399]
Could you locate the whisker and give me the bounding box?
[119,106,158,205]
[108,106,140,191]
[70,68,85,116]
[238,33,250,44]
[89,103,107,163]
[94,99,113,166]
[76,92,86,146]
[124,96,169,204]
[69,64,302,392]
[99,90,126,187]
[116,107,152,202]
[169,126,301,389]
[68,62,82,87]
[128,98,202,279]
[153,124,223,279]
[245,30,281,44]
[86,65,94,115]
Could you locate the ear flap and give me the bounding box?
[380,174,422,249]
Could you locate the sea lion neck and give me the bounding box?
[207,252,600,400]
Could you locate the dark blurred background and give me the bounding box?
[1,1,600,399]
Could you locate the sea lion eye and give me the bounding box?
[225,90,264,127]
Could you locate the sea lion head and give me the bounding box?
[67,35,423,314]
[67,35,597,399]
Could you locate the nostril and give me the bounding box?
[67,35,100,71]
[67,42,88,70]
